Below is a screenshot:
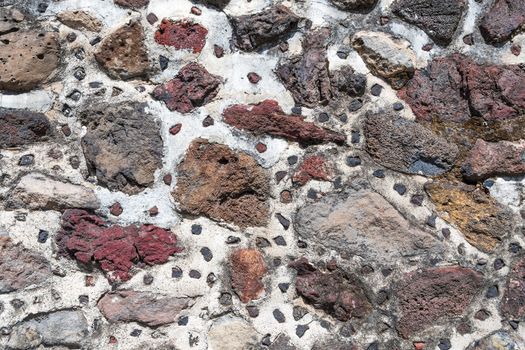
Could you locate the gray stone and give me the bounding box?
[465,331,525,350]
[208,317,258,350]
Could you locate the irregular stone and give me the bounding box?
[396,266,483,338]
[329,0,377,11]
[479,0,525,44]
[312,339,358,350]
[56,209,182,282]
[0,109,51,148]
[114,0,149,8]
[172,139,270,228]
[222,99,345,145]
[0,28,60,92]
[0,7,24,34]
[425,180,515,253]
[398,54,525,123]
[276,28,331,107]
[352,31,416,89]
[98,290,194,326]
[462,139,525,182]
[230,5,300,51]
[6,173,100,210]
[57,10,102,32]
[152,63,221,113]
[466,331,525,350]
[295,189,441,261]
[230,249,267,303]
[154,19,207,53]
[292,156,331,186]
[0,236,52,293]
[364,113,459,176]
[94,20,150,80]
[391,0,466,45]
[289,258,372,321]
[7,310,89,349]
[330,66,367,97]
[208,317,258,350]
[501,256,525,320]
[269,334,298,350]
[195,0,230,9]
[80,101,163,194]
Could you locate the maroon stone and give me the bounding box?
[169,123,182,135]
[255,142,266,153]
[0,109,51,148]
[511,44,522,56]
[154,19,208,53]
[292,156,330,186]
[191,6,202,15]
[213,44,224,58]
[110,202,123,216]
[163,173,172,185]
[148,206,159,217]
[247,72,261,84]
[479,0,525,44]
[147,13,158,25]
[501,256,525,319]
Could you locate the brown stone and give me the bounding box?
[329,0,377,11]
[230,249,267,303]
[501,256,525,320]
[57,10,102,32]
[173,139,270,228]
[114,0,150,9]
[94,20,150,80]
[396,266,483,338]
[479,0,525,44]
[0,109,51,148]
[98,290,194,326]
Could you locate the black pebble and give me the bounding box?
[367,342,379,350]
[191,224,202,235]
[339,113,348,123]
[346,156,361,167]
[261,334,271,346]
[371,84,383,96]
[246,305,259,318]
[509,320,519,330]
[442,228,451,239]
[273,236,287,246]
[509,242,522,254]
[172,266,183,278]
[273,309,285,323]
[426,214,437,228]
[202,116,214,127]
[275,171,287,182]
[67,90,81,101]
[189,270,201,279]
[318,112,329,122]
[393,102,404,111]
[373,169,385,178]
[438,339,451,350]
[18,154,34,166]
[486,285,499,298]
[66,32,77,43]
[393,183,406,195]
[226,236,241,244]
[278,283,290,293]
[336,47,350,59]
[130,329,142,337]
[291,106,301,115]
[275,213,290,230]
[37,230,48,243]
[178,316,189,326]
[89,36,101,46]
[351,130,360,143]
[287,155,298,165]
[348,99,363,112]
[200,247,213,262]
[293,306,307,321]
[256,237,271,248]
[73,67,86,81]
[410,194,424,206]
[143,273,154,285]
[219,292,232,306]
[159,55,169,71]
[493,258,505,270]
[78,295,89,305]
[296,325,309,338]
[307,188,318,199]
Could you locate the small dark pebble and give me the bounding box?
[278,283,290,293]
[66,32,77,43]
[483,179,495,188]
[62,104,73,118]
[339,323,354,337]
[37,230,48,243]
[297,240,307,248]
[319,320,331,330]
[474,309,491,320]
[393,102,404,111]
[463,33,474,45]
[411,194,424,206]
[307,188,318,199]
[291,106,301,115]
[206,273,217,286]
[273,258,282,267]
[218,292,232,306]
[296,325,309,338]
[213,44,224,58]
[202,116,214,127]
[333,176,343,189]
[318,112,329,122]
[351,130,360,143]
[130,329,142,337]
[275,213,290,230]
[90,36,101,46]
[163,174,172,185]
[367,342,379,350]
[393,183,406,195]
[287,155,298,165]
[438,339,451,350]
[159,55,169,71]
[74,48,85,60]
[372,169,385,178]
[18,154,34,166]
[275,171,287,183]
[246,305,259,318]
[74,67,86,80]
[191,224,202,235]
[189,270,201,279]
[256,237,271,248]
[493,258,505,270]
[381,268,392,277]
[442,227,451,239]
[172,266,183,278]
[226,236,241,244]
[336,47,350,59]
[178,316,189,326]
[261,334,271,346]
[346,156,361,167]
[273,236,287,246]
[67,90,81,101]
[339,113,348,123]
[348,99,363,112]
[376,290,389,305]
[426,214,437,228]
[143,273,154,285]
[509,320,519,330]
[247,72,261,84]
[37,3,48,13]
[293,306,307,321]
[10,299,24,309]
[422,43,433,51]
[146,13,158,25]
[78,295,89,305]
[273,309,285,323]
[370,84,383,96]
[509,242,522,254]
[486,285,499,298]
[200,247,213,262]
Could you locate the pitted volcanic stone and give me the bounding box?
[479,0,525,44]
[0,109,51,148]
[328,0,377,11]
[501,256,525,320]
[154,19,208,53]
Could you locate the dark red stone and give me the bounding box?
[247,72,261,84]
[191,6,202,15]
[501,256,525,319]
[213,44,224,58]
[479,0,525,44]
[0,109,51,148]
[110,202,123,216]
[255,142,266,153]
[292,156,330,186]
[148,206,159,217]
[511,44,522,56]
[163,173,172,185]
[169,123,182,135]
[222,100,345,145]
[154,19,208,53]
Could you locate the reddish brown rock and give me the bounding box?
[152,63,221,113]
[501,256,525,320]
[292,156,331,186]
[94,20,150,80]
[479,0,525,44]
[110,202,123,216]
[462,139,525,181]
[230,249,267,303]
[230,5,300,51]
[172,139,270,228]
[222,100,345,145]
[154,19,207,53]
[289,258,372,321]
[0,109,51,148]
[396,266,483,338]
[98,290,194,326]
[56,209,182,282]
[114,0,150,8]
[0,236,52,293]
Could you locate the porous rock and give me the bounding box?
[501,255,525,320]
[0,109,51,148]
[154,19,208,53]
[292,156,331,186]
[479,0,525,44]
[230,249,267,303]
[330,65,367,97]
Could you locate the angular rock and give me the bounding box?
[7,310,89,349]
[114,0,150,8]
[0,109,51,148]
[289,258,372,321]
[330,66,367,97]
[329,0,377,11]
[479,0,525,44]
[276,28,331,107]
[152,63,221,113]
[392,0,466,45]
[292,156,331,186]
[98,290,194,326]
[94,20,150,80]
[230,5,300,51]
[462,139,525,182]
[222,99,346,145]
[154,19,207,53]
[80,101,163,194]
[0,7,24,34]
[6,173,100,210]
[466,331,525,350]
[295,189,441,261]
[56,209,182,282]
[501,256,525,320]
[398,54,525,123]
[312,339,358,350]
[364,113,459,176]
[195,0,230,9]
[352,31,416,89]
[230,249,267,303]
[396,266,483,338]
[208,318,259,350]
[269,334,298,350]
[57,10,102,32]
[425,180,515,253]
[0,236,52,293]
[172,139,270,228]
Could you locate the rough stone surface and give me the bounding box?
[0,109,51,148]
[292,155,331,186]
[98,290,194,326]
[154,19,208,53]
[466,331,525,350]
[80,101,163,194]
[479,0,525,44]
[328,0,377,11]
[330,66,367,97]
[501,256,525,320]
[208,318,259,350]
[57,10,102,32]
[114,0,150,9]
[230,249,267,303]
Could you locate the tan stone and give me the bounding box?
[230,249,267,303]
[57,10,102,32]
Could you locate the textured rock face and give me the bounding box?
[330,66,367,97]
[154,19,208,53]
[80,101,163,194]
[399,55,525,123]
[479,0,525,44]
[0,109,51,148]
[290,258,372,321]
[230,5,300,51]
[57,10,102,32]
[114,0,150,8]
[295,190,441,261]
[396,266,483,338]
[173,139,270,228]
[352,31,416,89]
[391,0,466,45]
[95,20,150,80]
[56,209,182,282]
[364,113,459,176]
[292,156,331,186]
[208,318,259,350]
[6,173,100,210]
[466,331,525,350]
[329,0,377,11]
[426,180,515,253]
[0,236,52,293]
[153,63,221,113]
[501,256,525,320]
[98,290,194,326]
[230,249,267,303]
[222,100,345,145]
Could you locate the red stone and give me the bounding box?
[247,72,261,84]
[169,123,182,135]
[109,202,123,217]
[148,206,159,216]
[511,44,522,56]
[0,109,52,148]
[163,174,172,185]
[154,19,208,53]
[213,44,224,58]
[191,6,202,15]
[255,142,266,153]
[414,342,425,350]
[292,156,330,186]
[501,256,525,319]
[230,249,267,303]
